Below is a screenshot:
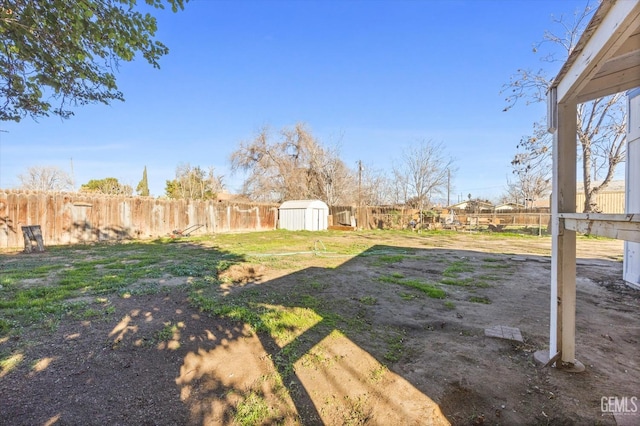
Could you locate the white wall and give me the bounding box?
[624,88,640,288]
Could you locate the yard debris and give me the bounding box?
[169,224,203,238]
[484,325,523,342]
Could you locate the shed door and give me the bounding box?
[624,89,640,288]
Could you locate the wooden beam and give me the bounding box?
[556,1,640,103]
[550,100,578,364]
[560,213,640,243]
[577,64,640,103]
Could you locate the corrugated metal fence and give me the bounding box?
[0,190,277,249]
[576,191,625,213]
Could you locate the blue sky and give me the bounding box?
[0,0,596,201]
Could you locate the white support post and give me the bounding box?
[546,100,582,371]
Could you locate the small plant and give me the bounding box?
[469,296,491,304]
[383,330,406,362]
[359,296,377,305]
[342,395,373,425]
[443,260,474,277]
[399,292,417,300]
[233,390,271,426]
[369,364,388,383]
[444,300,456,310]
[154,322,180,342]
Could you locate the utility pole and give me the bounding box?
[357,160,363,229]
[447,169,450,207]
[70,157,76,192]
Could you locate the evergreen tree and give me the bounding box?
[136,166,150,196]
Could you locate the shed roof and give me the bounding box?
[279,200,329,210]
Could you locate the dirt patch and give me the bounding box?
[1,233,638,425]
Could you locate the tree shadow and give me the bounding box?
[0,239,632,425]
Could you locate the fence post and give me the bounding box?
[539,213,542,236]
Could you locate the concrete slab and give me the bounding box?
[484,325,524,342]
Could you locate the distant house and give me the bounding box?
[215,191,252,204]
[494,203,525,212]
[448,199,494,213]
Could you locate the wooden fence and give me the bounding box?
[1,192,557,250]
[329,205,551,233]
[0,190,278,249]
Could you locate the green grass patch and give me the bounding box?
[379,275,446,299]
[443,260,474,277]
[359,296,377,305]
[233,390,271,426]
[481,263,511,270]
[399,292,417,300]
[0,239,245,335]
[469,296,491,304]
[383,330,406,362]
[440,277,473,287]
[153,322,181,343]
[444,300,456,310]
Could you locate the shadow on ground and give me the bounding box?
[1,241,637,425]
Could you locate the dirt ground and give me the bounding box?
[1,232,639,425]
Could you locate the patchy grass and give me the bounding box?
[440,277,474,287]
[233,390,271,426]
[369,364,388,383]
[399,292,417,301]
[0,239,242,337]
[444,301,456,310]
[359,296,377,305]
[469,296,492,304]
[379,275,446,299]
[383,330,406,362]
[443,259,474,277]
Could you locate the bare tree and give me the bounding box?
[390,167,410,207]
[502,2,626,212]
[18,165,73,192]
[392,140,454,210]
[230,123,351,205]
[506,120,552,208]
[359,165,393,206]
[165,164,224,200]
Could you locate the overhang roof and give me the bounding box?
[551,0,640,104]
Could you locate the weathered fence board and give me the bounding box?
[0,190,277,249]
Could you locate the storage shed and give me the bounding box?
[278,200,329,231]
